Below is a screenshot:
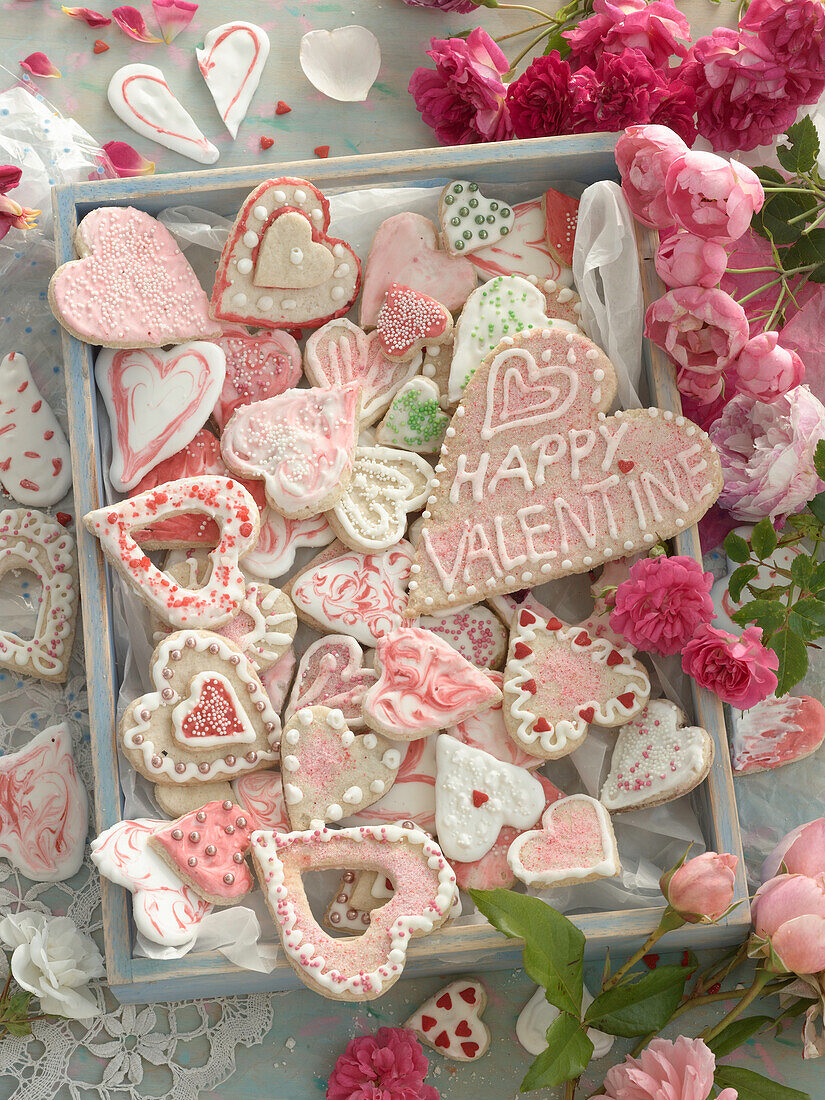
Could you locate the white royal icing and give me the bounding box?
[197,22,270,139]
[0,353,72,506]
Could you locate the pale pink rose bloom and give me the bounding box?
[665,151,764,243]
[655,229,728,289]
[591,1035,738,1100]
[615,123,687,228]
[645,286,749,373]
[730,332,805,403]
[762,819,825,881]
[751,873,825,975]
[676,365,724,404]
[661,852,738,923]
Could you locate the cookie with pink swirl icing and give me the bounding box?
[232,770,290,831]
[91,818,212,947]
[241,507,334,581]
[507,794,621,888]
[419,605,508,671]
[0,353,72,507]
[285,635,377,729]
[362,625,502,741]
[0,723,88,882]
[49,206,220,348]
[149,799,254,904]
[221,383,361,519]
[212,325,302,430]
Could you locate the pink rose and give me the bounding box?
[571,50,670,135]
[564,0,691,70]
[730,332,805,403]
[710,388,825,521]
[751,873,825,976]
[645,287,749,373]
[676,365,725,405]
[681,623,778,709]
[763,819,825,880]
[740,0,825,107]
[327,1027,439,1100]
[665,151,764,244]
[610,555,715,656]
[408,29,513,146]
[592,1035,738,1100]
[655,230,728,289]
[648,79,698,146]
[615,124,687,228]
[661,852,738,923]
[0,165,22,194]
[505,53,574,139]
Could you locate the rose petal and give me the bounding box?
[152,0,197,43]
[0,165,22,194]
[102,140,156,177]
[61,6,111,27]
[299,25,381,102]
[112,6,162,42]
[21,52,62,78]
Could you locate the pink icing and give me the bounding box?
[232,771,290,831]
[377,283,448,358]
[516,800,607,874]
[262,648,297,711]
[212,326,302,430]
[241,507,333,580]
[52,207,217,346]
[421,606,507,670]
[447,672,539,768]
[731,695,825,773]
[150,800,253,899]
[285,635,377,728]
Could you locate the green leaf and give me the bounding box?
[728,564,759,604]
[519,1013,593,1092]
[4,991,31,1016]
[753,165,786,187]
[543,32,571,58]
[583,965,689,1037]
[750,517,778,559]
[732,599,785,633]
[470,889,584,1015]
[815,440,825,482]
[706,1014,774,1059]
[714,1066,810,1100]
[810,262,825,284]
[769,628,809,696]
[808,491,825,525]
[785,229,825,273]
[809,561,825,593]
[724,531,751,564]
[752,199,802,246]
[790,554,815,589]
[788,597,825,641]
[777,117,820,175]
[3,1018,32,1037]
[786,512,820,536]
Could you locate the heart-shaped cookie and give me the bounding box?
[280,705,402,830]
[329,446,433,552]
[420,606,508,671]
[543,189,579,268]
[406,979,491,1062]
[241,507,334,580]
[517,983,613,1059]
[508,794,621,888]
[96,342,227,491]
[251,824,457,1000]
[285,635,377,728]
[49,206,220,347]
[504,607,651,760]
[0,724,88,882]
[601,699,714,812]
[376,283,453,361]
[232,770,290,831]
[150,799,254,904]
[108,64,219,164]
[345,736,437,831]
[120,629,280,786]
[91,818,212,948]
[468,197,566,284]
[440,180,515,257]
[0,508,78,683]
[211,177,360,329]
[730,694,825,774]
[305,319,421,426]
[324,870,390,932]
[360,212,477,327]
[221,383,361,519]
[376,377,450,454]
[197,21,270,138]
[408,328,723,615]
[212,325,302,430]
[286,538,413,646]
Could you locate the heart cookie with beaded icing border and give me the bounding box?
[345,736,438,832]
[406,978,491,1061]
[149,799,254,904]
[504,607,650,760]
[211,177,360,330]
[508,793,621,888]
[601,699,713,813]
[323,870,390,933]
[119,629,280,786]
[285,635,377,729]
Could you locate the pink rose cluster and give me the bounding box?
[327,1027,439,1100]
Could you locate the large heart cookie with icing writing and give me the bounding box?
[96,342,227,491]
[211,177,360,329]
[730,695,825,774]
[408,328,723,615]
[305,319,421,426]
[285,635,377,729]
[49,206,220,348]
[149,799,254,905]
[119,629,280,786]
[0,353,71,507]
[600,699,713,812]
[508,794,621,888]
[504,607,650,760]
[221,384,361,519]
[0,724,88,881]
[251,824,457,1001]
[329,446,433,552]
[406,979,491,1062]
[0,508,78,683]
[280,705,401,830]
[91,818,212,948]
[363,625,502,741]
[212,325,302,430]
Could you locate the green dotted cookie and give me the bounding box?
[440,180,514,256]
[376,377,450,455]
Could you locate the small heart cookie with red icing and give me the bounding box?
[406,978,490,1062]
[508,794,621,888]
[149,799,254,905]
[376,283,453,362]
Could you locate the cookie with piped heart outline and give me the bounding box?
[406,978,490,1061]
[508,794,621,888]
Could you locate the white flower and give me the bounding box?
[0,911,104,1020]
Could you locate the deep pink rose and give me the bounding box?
[327,1027,439,1100]
[665,151,764,244]
[678,29,797,152]
[677,365,725,404]
[662,852,738,923]
[681,623,778,709]
[751,873,825,975]
[564,0,691,70]
[741,0,825,106]
[592,1036,738,1100]
[730,332,805,403]
[402,0,479,10]
[648,78,698,146]
[505,53,574,139]
[655,229,728,289]
[571,49,670,134]
[645,287,749,373]
[0,165,22,194]
[763,819,825,881]
[409,28,513,146]
[610,555,715,656]
[615,123,687,227]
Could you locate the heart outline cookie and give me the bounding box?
[285,635,377,729]
[196,21,270,138]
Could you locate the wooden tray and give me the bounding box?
[53,134,750,1003]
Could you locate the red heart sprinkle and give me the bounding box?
[275,100,292,115]
[56,512,72,527]
[521,678,538,695]
[459,987,476,1004]
[513,642,532,660]
[617,692,636,708]
[579,707,595,723]
[436,993,452,1010]
[434,1030,451,1049]
[420,1014,436,1031]
[545,617,563,630]
[644,953,659,968]
[260,136,274,150]
[575,631,591,646]
[461,1042,479,1058]
[472,790,489,808]
[93,39,109,53]
[519,609,536,627]
[606,650,623,667]
[534,717,552,732]
[455,1020,472,1037]
[314,145,330,158]
[618,460,635,473]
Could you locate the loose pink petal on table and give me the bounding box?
[112,5,162,42]
[21,52,61,78]
[103,140,156,177]
[152,0,197,43]
[0,165,22,194]
[61,6,111,26]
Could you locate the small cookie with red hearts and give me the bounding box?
[406,978,491,1062]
